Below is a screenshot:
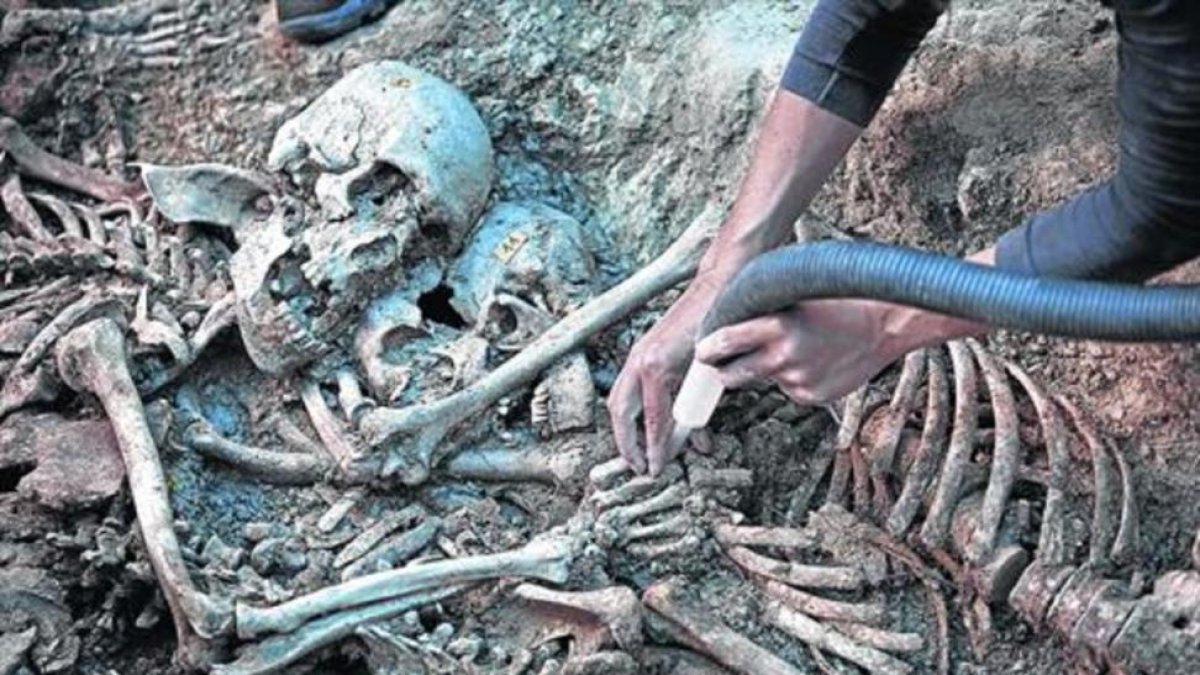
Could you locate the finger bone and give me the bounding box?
[762,600,913,675]
[728,546,864,592]
[589,463,684,511]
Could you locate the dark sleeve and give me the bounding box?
[995,1,1200,281]
[780,0,946,127]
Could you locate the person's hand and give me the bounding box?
[607,277,723,475]
[693,299,909,405]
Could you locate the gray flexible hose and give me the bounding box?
[701,240,1200,341]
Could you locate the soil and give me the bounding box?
[2,0,1199,674]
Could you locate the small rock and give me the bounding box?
[0,626,37,675]
[250,538,284,576]
[203,535,244,569]
[427,622,455,649]
[276,539,308,574]
[243,522,274,543]
[447,634,483,661]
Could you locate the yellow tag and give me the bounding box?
[494,230,529,264]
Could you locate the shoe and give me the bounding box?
[275,0,393,43]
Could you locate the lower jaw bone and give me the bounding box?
[235,536,575,639]
[55,318,232,667]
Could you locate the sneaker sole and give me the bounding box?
[279,0,392,43]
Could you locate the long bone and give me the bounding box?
[762,600,913,675]
[0,117,143,202]
[887,347,950,536]
[180,419,331,484]
[445,440,591,485]
[358,214,715,484]
[642,579,804,675]
[235,535,574,639]
[919,340,978,550]
[55,318,231,667]
[589,462,684,510]
[341,517,440,580]
[212,584,468,675]
[726,546,865,591]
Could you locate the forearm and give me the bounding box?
[699,0,945,284]
[698,91,861,282]
[875,248,993,358]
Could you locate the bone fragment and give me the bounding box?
[589,456,633,489]
[964,339,1022,565]
[727,546,864,591]
[786,435,835,525]
[334,368,374,424]
[836,386,869,451]
[181,421,331,485]
[358,213,716,482]
[29,192,82,238]
[445,440,589,485]
[642,579,804,675]
[1057,396,1119,568]
[828,620,924,654]
[590,462,684,510]
[300,380,360,473]
[72,203,108,245]
[625,512,692,542]
[1109,442,1139,566]
[514,583,643,653]
[56,318,230,666]
[1004,360,1070,566]
[236,536,573,638]
[888,347,950,537]
[863,349,925,476]
[1,173,51,239]
[920,340,978,551]
[333,505,425,568]
[825,445,851,509]
[212,585,467,675]
[341,518,440,580]
[688,466,753,490]
[0,118,142,202]
[761,579,884,624]
[762,601,913,675]
[139,163,274,229]
[849,440,872,518]
[317,489,363,533]
[629,534,702,560]
[713,524,819,551]
[603,482,689,526]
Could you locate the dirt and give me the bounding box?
[2,0,1199,673]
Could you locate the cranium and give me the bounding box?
[447,201,597,350]
[231,61,495,375]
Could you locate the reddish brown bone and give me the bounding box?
[0,117,142,202]
[888,347,950,536]
[1057,396,1119,568]
[642,579,804,675]
[920,340,978,550]
[1004,360,1070,566]
[964,339,1022,565]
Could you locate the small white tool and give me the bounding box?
[669,359,726,447]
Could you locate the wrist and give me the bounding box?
[877,302,988,359]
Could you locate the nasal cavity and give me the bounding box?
[418,284,467,329]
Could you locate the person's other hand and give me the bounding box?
[607,277,722,475]
[693,299,905,405]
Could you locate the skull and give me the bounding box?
[446,201,596,350]
[231,61,494,375]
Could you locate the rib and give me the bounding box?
[964,339,1022,564]
[888,347,950,537]
[920,340,978,550]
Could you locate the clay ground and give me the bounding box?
[3,0,1200,673]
